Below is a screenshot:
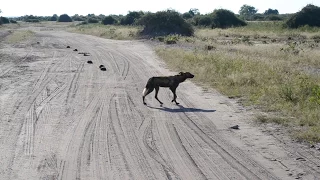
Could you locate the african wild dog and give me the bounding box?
[142,72,194,105]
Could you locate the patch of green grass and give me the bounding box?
[295,126,320,144]
[5,30,35,44]
[256,115,290,126]
[68,24,141,40]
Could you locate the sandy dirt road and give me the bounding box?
[1,26,320,180]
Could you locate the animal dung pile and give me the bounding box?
[230,125,239,130]
[73,49,78,51]
[99,65,106,71]
[87,60,93,64]
[66,45,70,48]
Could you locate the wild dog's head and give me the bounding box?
[178,72,194,79]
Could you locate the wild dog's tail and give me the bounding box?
[142,77,154,97]
[142,88,148,97]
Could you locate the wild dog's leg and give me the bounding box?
[154,86,163,105]
[142,87,154,105]
[170,87,179,105]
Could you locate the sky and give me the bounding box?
[1,0,320,17]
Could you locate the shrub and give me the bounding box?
[0,17,10,24]
[138,10,194,37]
[58,14,72,22]
[76,21,88,26]
[50,16,57,21]
[26,19,40,23]
[102,16,117,25]
[87,18,99,23]
[10,19,17,23]
[49,14,58,21]
[252,14,265,21]
[120,11,144,25]
[23,15,41,22]
[264,8,279,15]
[265,15,282,21]
[211,9,246,28]
[182,12,193,19]
[197,15,212,27]
[72,14,86,21]
[286,4,320,28]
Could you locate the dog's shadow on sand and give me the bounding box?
[147,104,216,113]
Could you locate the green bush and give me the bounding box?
[264,8,279,15]
[49,14,58,21]
[0,17,10,24]
[102,16,117,25]
[192,15,213,27]
[26,19,40,23]
[23,15,41,22]
[9,19,17,23]
[252,14,265,21]
[211,9,246,28]
[120,11,144,25]
[138,10,194,37]
[87,18,99,23]
[265,15,283,21]
[76,21,88,26]
[58,14,72,22]
[72,14,86,21]
[286,4,320,28]
[50,16,57,21]
[182,12,193,19]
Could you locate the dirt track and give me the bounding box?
[1,26,320,180]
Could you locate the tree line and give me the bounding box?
[1,4,320,35]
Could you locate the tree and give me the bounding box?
[102,16,117,25]
[197,15,212,27]
[0,9,2,25]
[50,14,58,21]
[72,14,86,21]
[0,17,10,24]
[182,12,193,19]
[239,4,258,20]
[120,11,144,25]
[286,4,320,28]
[264,8,279,15]
[188,8,200,16]
[138,10,194,37]
[211,9,246,28]
[87,18,99,23]
[58,14,72,22]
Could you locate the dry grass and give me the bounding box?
[68,24,141,40]
[196,21,320,40]
[155,24,320,143]
[67,21,320,142]
[5,30,35,44]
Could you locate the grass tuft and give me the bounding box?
[5,30,35,44]
[68,24,141,40]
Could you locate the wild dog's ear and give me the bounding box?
[178,72,184,75]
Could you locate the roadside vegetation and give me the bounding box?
[1,4,320,143]
[68,24,141,40]
[5,30,35,43]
